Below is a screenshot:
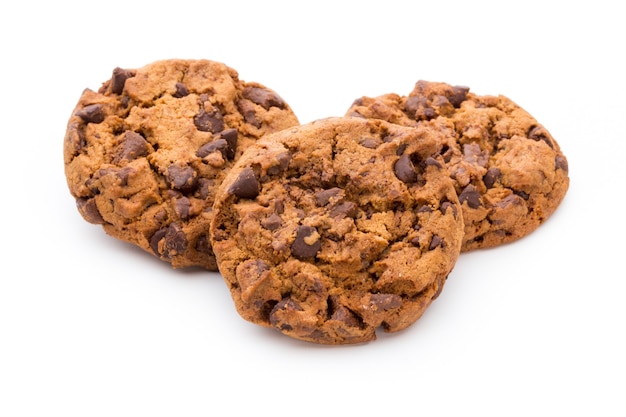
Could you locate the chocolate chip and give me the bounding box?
[394,154,417,183]
[76,104,105,124]
[262,213,282,230]
[114,131,149,163]
[555,155,569,172]
[291,225,321,259]
[76,198,105,224]
[433,95,451,108]
[150,228,167,256]
[149,223,189,259]
[315,188,341,206]
[195,178,213,200]
[274,199,285,214]
[194,108,224,133]
[238,99,261,128]
[369,293,402,310]
[424,157,442,169]
[330,304,361,328]
[528,126,554,148]
[220,128,238,160]
[515,190,530,200]
[266,151,292,176]
[449,85,470,108]
[359,137,380,149]
[164,223,188,256]
[173,197,191,219]
[330,202,358,219]
[243,86,286,110]
[440,201,458,218]
[429,235,445,250]
[483,168,501,189]
[423,107,437,119]
[195,233,211,255]
[197,139,228,159]
[404,96,426,118]
[66,122,86,154]
[270,298,303,330]
[417,205,432,213]
[115,166,134,186]
[109,67,134,95]
[458,184,481,209]
[167,165,197,191]
[173,82,189,98]
[228,167,260,199]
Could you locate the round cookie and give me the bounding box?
[210,117,464,344]
[346,80,569,251]
[64,59,299,270]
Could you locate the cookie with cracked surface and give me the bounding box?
[210,117,464,344]
[346,80,569,251]
[64,59,299,270]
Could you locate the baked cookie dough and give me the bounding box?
[64,59,299,270]
[346,80,569,251]
[210,117,464,344]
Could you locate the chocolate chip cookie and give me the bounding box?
[346,80,569,251]
[64,59,299,270]
[210,117,464,344]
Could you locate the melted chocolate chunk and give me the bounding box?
[109,67,134,95]
[330,304,361,328]
[164,223,188,256]
[238,99,261,128]
[262,214,282,231]
[267,152,292,176]
[458,184,481,209]
[330,202,358,219]
[167,165,197,191]
[149,223,189,259]
[76,104,105,124]
[243,87,286,110]
[359,137,380,149]
[555,155,568,172]
[440,201,458,218]
[483,168,501,189]
[369,294,402,310]
[291,225,321,259]
[76,198,105,224]
[220,128,238,160]
[194,108,224,133]
[404,96,426,119]
[528,125,554,148]
[197,139,228,159]
[429,235,445,250]
[173,197,191,219]
[173,82,189,98]
[448,85,470,108]
[394,154,417,183]
[150,228,167,256]
[195,234,211,255]
[424,157,442,169]
[228,167,260,199]
[270,298,303,330]
[315,188,342,206]
[114,131,149,163]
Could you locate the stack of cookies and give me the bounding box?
[64,59,569,345]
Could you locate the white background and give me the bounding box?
[1,1,624,416]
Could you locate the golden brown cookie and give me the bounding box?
[210,117,464,344]
[64,59,299,270]
[346,80,569,251]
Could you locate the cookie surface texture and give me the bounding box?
[211,117,464,344]
[64,59,299,270]
[346,80,569,251]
